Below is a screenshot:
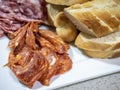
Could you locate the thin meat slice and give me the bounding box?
[25,27,36,49]
[39,47,72,85]
[39,30,69,54]
[36,35,57,52]
[8,25,27,51]
[7,47,32,69]
[56,54,72,74]
[7,47,49,88]
[39,47,58,86]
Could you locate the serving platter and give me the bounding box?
[0,36,120,90]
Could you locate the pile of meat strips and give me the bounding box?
[1,0,72,88]
[7,22,72,88]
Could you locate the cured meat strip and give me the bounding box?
[8,47,49,88]
[39,48,72,85]
[39,47,58,85]
[56,54,72,74]
[36,35,57,52]
[39,30,70,54]
[8,24,27,51]
[25,26,36,49]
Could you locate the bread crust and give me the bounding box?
[75,31,120,51]
[93,9,119,31]
[83,49,120,58]
[55,12,78,42]
[45,0,90,6]
[64,0,120,37]
[70,11,112,37]
[46,4,65,26]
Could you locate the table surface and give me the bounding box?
[57,72,120,90]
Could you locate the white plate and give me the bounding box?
[0,37,120,90]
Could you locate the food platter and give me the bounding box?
[0,0,120,90]
[0,36,120,90]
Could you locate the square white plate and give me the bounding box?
[0,37,120,90]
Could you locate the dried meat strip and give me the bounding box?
[8,47,49,88]
[36,35,57,52]
[39,47,58,85]
[39,48,72,85]
[39,30,69,54]
[25,27,36,49]
[8,25,27,51]
[56,54,72,74]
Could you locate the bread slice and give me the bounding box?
[83,49,120,58]
[45,0,90,6]
[46,4,78,42]
[75,30,120,52]
[55,12,78,42]
[93,9,119,32]
[46,4,66,26]
[64,0,120,37]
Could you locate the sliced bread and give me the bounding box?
[46,4,66,26]
[46,4,78,42]
[55,12,78,42]
[83,49,120,58]
[75,30,120,52]
[64,0,120,37]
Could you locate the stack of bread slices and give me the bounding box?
[64,0,120,58]
[45,0,91,42]
[45,0,120,58]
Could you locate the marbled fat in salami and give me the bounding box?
[0,0,47,37]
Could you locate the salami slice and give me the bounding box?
[0,0,47,37]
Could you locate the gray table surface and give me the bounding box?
[56,72,120,90]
